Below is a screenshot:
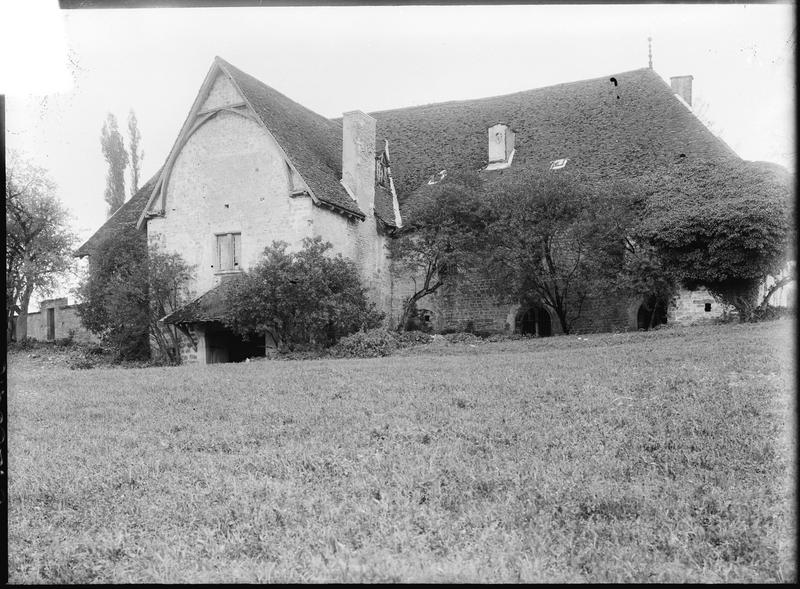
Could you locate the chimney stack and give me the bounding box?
[670,75,693,107]
[342,111,376,217]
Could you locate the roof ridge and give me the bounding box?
[215,56,341,133]
[364,68,658,117]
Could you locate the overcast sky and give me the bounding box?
[2,1,795,253]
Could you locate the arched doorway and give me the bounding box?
[636,295,668,330]
[516,306,553,337]
[519,308,536,335]
[536,307,552,337]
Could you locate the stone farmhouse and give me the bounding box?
[75,57,759,363]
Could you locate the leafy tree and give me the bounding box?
[388,172,485,330]
[127,109,144,196]
[100,113,129,217]
[617,242,680,329]
[637,159,794,322]
[6,150,76,342]
[481,171,629,334]
[599,179,681,329]
[222,237,383,350]
[76,226,194,363]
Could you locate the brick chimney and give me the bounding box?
[670,75,693,107]
[341,110,376,216]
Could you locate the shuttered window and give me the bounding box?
[216,233,241,272]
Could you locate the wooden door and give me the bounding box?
[46,308,55,340]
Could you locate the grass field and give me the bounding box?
[7,320,796,582]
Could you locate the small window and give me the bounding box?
[705,303,712,312]
[216,233,241,272]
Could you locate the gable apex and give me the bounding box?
[199,70,246,112]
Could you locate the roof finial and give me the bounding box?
[648,36,653,69]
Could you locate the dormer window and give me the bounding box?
[549,158,568,171]
[485,123,516,171]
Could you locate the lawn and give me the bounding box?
[7,320,796,583]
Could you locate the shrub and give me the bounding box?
[395,330,433,347]
[330,328,398,358]
[752,304,794,322]
[222,238,384,351]
[443,332,483,345]
[76,225,194,364]
[486,333,523,342]
[11,337,37,351]
[86,344,106,356]
[68,358,95,370]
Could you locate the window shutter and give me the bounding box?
[233,233,241,268]
[218,234,232,271]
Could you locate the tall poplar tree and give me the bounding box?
[127,109,144,196]
[100,113,129,217]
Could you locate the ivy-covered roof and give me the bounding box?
[78,64,750,261]
[368,68,739,206]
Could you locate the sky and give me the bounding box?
[1,1,795,300]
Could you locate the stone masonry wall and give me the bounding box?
[148,109,317,297]
[22,298,99,343]
[175,324,201,365]
[390,264,651,335]
[389,270,514,333]
[669,287,727,325]
[311,207,393,321]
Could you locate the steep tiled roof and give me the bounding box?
[80,65,744,260]
[74,172,161,258]
[161,279,240,324]
[367,68,739,206]
[216,58,364,219]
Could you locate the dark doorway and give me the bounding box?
[536,307,552,337]
[46,308,55,341]
[519,308,536,335]
[637,296,668,330]
[205,324,266,363]
[517,306,553,337]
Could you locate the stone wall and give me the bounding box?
[147,108,317,297]
[669,287,728,324]
[389,264,688,335]
[432,277,514,333]
[176,324,201,365]
[21,298,99,343]
[311,207,393,321]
